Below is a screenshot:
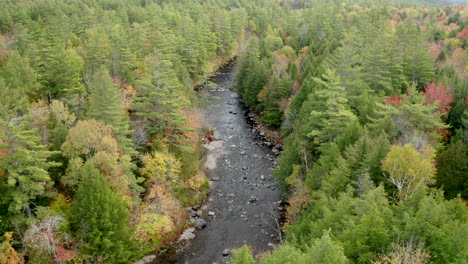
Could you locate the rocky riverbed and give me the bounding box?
[151,61,283,264]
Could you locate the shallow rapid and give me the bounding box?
[156,61,282,264]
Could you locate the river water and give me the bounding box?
[155,61,282,264]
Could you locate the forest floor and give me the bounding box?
[154,61,283,264]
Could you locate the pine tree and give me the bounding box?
[231,245,255,264]
[397,22,435,86]
[71,163,131,262]
[0,116,59,214]
[87,66,133,154]
[132,55,191,149]
[308,230,349,264]
[44,48,84,99]
[308,69,358,146]
[0,51,41,100]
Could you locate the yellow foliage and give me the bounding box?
[0,232,23,264]
[49,100,76,127]
[187,171,208,190]
[285,165,310,224]
[133,213,174,245]
[382,144,436,200]
[141,150,181,183]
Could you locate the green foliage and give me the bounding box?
[231,245,255,264]
[0,116,59,213]
[71,163,131,263]
[435,140,468,198]
[43,48,84,98]
[86,66,133,153]
[132,56,192,150]
[261,244,310,264]
[308,69,357,147]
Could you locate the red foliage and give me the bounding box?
[385,94,403,107]
[457,29,468,41]
[292,81,301,95]
[423,82,454,114]
[55,245,77,262]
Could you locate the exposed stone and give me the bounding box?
[187,208,197,217]
[208,211,215,216]
[178,228,196,241]
[194,218,207,230]
[132,254,156,264]
[222,249,231,256]
[249,196,258,203]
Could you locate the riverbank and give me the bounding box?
[150,60,283,264]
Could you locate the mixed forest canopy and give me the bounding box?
[0,0,466,263]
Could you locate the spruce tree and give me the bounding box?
[71,163,131,262]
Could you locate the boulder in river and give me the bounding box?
[194,218,207,230]
[249,196,258,203]
[178,228,196,241]
[222,249,231,256]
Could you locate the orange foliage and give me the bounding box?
[429,42,442,59]
[145,181,183,223]
[285,188,310,225]
[182,107,202,150]
[257,85,269,102]
[0,232,23,264]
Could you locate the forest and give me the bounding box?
[0,0,466,263]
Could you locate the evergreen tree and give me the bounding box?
[308,69,357,146]
[397,22,435,86]
[435,140,468,198]
[87,66,133,154]
[132,55,191,149]
[231,245,255,264]
[308,230,349,264]
[0,51,41,100]
[0,116,59,214]
[71,163,131,262]
[44,48,84,99]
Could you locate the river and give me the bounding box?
[154,61,282,264]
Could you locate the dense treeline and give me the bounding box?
[234,0,467,264]
[0,0,258,262]
[0,0,466,263]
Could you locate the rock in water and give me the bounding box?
[249,196,258,203]
[178,228,196,241]
[195,218,207,230]
[222,249,231,256]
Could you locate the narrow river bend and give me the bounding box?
[156,61,282,264]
